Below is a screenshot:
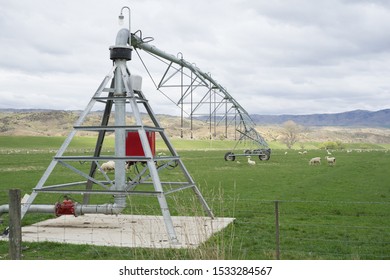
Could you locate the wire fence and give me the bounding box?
[232,199,390,259]
[1,195,390,260]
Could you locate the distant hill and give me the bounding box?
[1,108,390,144]
[251,109,390,128]
[2,108,389,128]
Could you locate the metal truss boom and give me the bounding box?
[130,32,267,145]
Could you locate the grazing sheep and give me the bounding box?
[325,156,336,166]
[247,156,256,165]
[309,157,321,165]
[100,160,115,172]
[100,161,136,173]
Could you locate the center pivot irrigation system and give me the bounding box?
[0,6,270,244]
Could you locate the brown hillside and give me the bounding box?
[1,110,390,144]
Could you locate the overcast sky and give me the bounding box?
[1,0,390,115]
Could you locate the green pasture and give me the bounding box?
[0,136,389,259]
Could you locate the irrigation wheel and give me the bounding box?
[224,152,236,161]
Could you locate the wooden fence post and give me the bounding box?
[9,188,22,260]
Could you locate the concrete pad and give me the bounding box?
[19,214,235,248]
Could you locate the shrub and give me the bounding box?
[319,141,344,150]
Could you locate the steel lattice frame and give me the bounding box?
[16,30,215,245]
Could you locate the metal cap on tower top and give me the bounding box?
[110,6,132,61]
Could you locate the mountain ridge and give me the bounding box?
[251,109,390,127]
[1,108,390,127]
[1,108,390,144]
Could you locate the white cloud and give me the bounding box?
[0,0,389,115]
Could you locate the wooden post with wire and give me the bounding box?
[9,188,22,260]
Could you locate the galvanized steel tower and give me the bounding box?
[15,7,214,244]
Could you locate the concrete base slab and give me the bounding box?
[19,214,235,248]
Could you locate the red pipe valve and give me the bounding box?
[55,198,76,217]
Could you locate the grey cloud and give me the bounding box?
[0,0,389,115]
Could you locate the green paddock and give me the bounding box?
[0,136,389,259]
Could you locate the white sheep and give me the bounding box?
[247,156,256,165]
[309,157,321,165]
[325,156,336,166]
[99,160,135,172]
[100,160,115,172]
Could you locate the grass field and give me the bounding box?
[0,136,389,260]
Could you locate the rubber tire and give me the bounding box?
[259,153,270,161]
[224,152,235,161]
